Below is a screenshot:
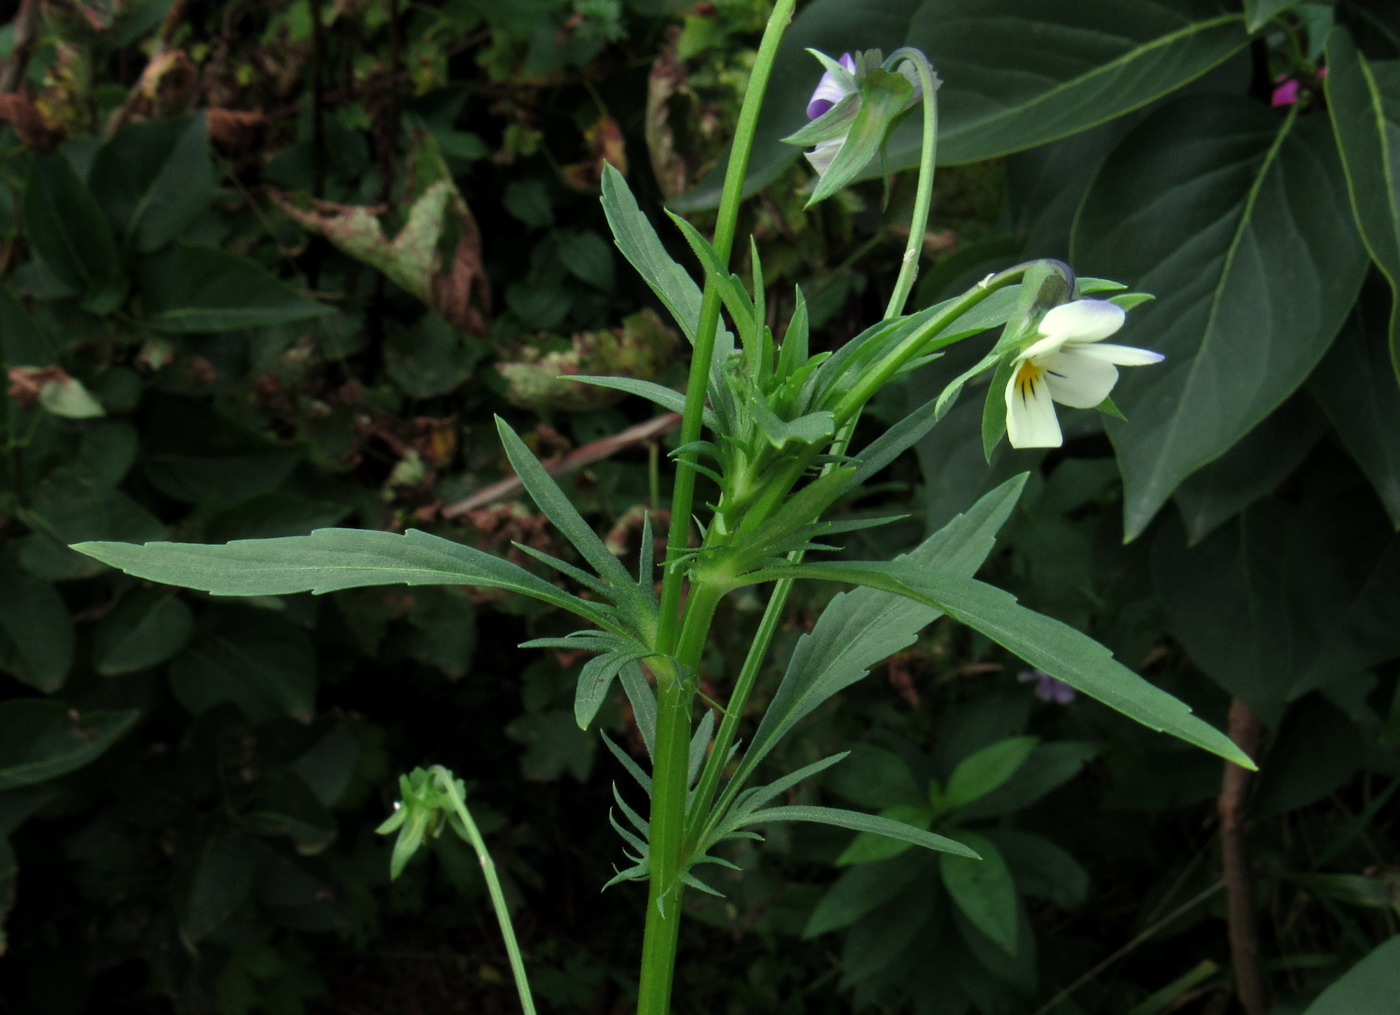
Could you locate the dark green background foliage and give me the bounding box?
[0,1,1396,1013]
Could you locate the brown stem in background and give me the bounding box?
[1219,698,1267,1015]
[102,0,195,138]
[157,0,192,48]
[378,0,403,206]
[308,0,327,198]
[0,0,41,92]
[441,413,682,517]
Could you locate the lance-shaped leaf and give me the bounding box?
[729,474,1025,791]
[72,527,610,626]
[494,417,652,622]
[735,804,979,859]
[939,831,1019,957]
[24,152,127,312]
[89,114,216,254]
[678,0,1248,208]
[577,651,652,730]
[566,375,718,431]
[740,559,1255,769]
[499,309,679,414]
[1072,96,1368,539]
[1326,29,1400,383]
[601,163,704,343]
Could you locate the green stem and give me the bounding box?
[883,49,940,320]
[692,59,950,842]
[832,263,1029,425]
[432,768,537,1015]
[655,0,799,656]
[637,581,724,1015]
[639,6,797,1002]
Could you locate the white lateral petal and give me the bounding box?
[805,137,842,176]
[1070,342,1165,366]
[1043,351,1118,408]
[1038,300,1126,343]
[1005,366,1063,448]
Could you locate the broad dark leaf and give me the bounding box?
[679,0,1247,208]
[89,114,217,253]
[1073,97,1368,538]
[1326,29,1400,383]
[0,701,139,792]
[138,245,332,333]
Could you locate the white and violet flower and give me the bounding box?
[802,52,857,177]
[1004,299,1163,449]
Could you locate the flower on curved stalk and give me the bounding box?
[781,48,929,206]
[1004,299,1163,449]
[803,52,858,175]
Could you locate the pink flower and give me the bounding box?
[1271,66,1327,108]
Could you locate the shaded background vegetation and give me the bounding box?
[0,1,1397,1013]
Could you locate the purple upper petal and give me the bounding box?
[806,52,857,120]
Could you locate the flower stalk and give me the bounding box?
[638,2,798,1012]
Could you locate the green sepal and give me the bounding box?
[806,68,917,207]
[981,355,1016,461]
[1097,394,1129,421]
[782,93,861,147]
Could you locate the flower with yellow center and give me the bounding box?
[1005,300,1164,448]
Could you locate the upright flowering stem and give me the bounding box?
[687,44,944,872]
[685,48,947,914]
[638,3,797,1013]
[655,0,797,654]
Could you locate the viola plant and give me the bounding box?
[71,4,1252,1014]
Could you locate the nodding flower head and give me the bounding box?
[782,48,930,205]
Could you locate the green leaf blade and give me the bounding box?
[677,1,1248,210]
[943,735,1039,811]
[23,151,125,304]
[138,246,332,333]
[0,701,139,792]
[738,804,980,859]
[1073,97,1369,538]
[600,163,703,343]
[734,474,1027,787]
[494,417,648,615]
[751,559,1256,770]
[72,527,608,623]
[939,830,1019,957]
[1325,29,1400,382]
